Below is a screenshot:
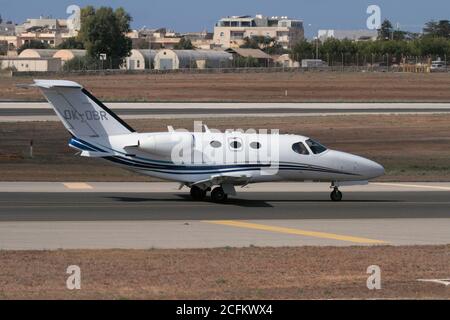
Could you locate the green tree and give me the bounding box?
[423,20,450,39]
[63,56,101,71]
[174,37,194,50]
[78,6,132,68]
[241,36,287,55]
[57,37,84,49]
[378,19,393,40]
[419,37,450,58]
[234,56,260,68]
[17,40,50,54]
[240,36,260,49]
[290,39,314,61]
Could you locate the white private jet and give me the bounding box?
[31,79,384,202]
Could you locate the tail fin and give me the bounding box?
[34,79,135,138]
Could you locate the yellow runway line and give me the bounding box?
[63,183,93,190]
[373,182,450,191]
[204,220,387,244]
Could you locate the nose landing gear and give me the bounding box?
[330,187,343,202]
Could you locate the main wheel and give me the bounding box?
[190,186,206,201]
[330,188,343,202]
[211,187,228,203]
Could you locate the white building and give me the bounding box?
[275,54,300,68]
[214,14,304,49]
[53,49,86,65]
[123,49,157,70]
[0,57,61,72]
[154,49,232,70]
[318,29,378,42]
[18,49,58,59]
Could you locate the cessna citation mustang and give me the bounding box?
[31,79,384,203]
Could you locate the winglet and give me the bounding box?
[33,79,82,89]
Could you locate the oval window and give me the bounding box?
[250,142,261,149]
[230,140,242,149]
[210,140,222,148]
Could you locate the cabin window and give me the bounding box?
[305,139,327,154]
[250,141,261,149]
[210,140,222,148]
[292,142,309,155]
[229,139,242,150]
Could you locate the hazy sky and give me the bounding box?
[1,0,449,37]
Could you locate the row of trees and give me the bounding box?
[291,19,450,65]
[291,37,450,64]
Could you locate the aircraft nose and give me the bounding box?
[358,158,385,179]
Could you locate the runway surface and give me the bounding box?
[0,182,449,249]
[2,102,450,121]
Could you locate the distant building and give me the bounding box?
[154,49,232,70]
[127,28,167,49]
[0,21,16,36]
[225,48,273,66]
[10,49,86,70]
[123,49,157,70]
[19,49,58,59]
[0,57,61,72]
[214,14,304,49]
[301,59,328,68]
[275,54,299,68]
[182,31,215,49]
[0,35,18,51]
[0,20,18,52]
[12,16,79,48]
[16,17,78,36]
[53,49,86,65]
[17,31,64,47]
[318,29,378,42]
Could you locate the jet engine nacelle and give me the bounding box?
[138,133,193,157]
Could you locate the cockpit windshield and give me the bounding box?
[305,139,327,154]
[292,142,309,155]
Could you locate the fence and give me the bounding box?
[10,54,449,77]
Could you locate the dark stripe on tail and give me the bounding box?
[81,88,136,133]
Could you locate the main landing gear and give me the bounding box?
[330,186,343,202]
[190,186,228,203]
[211,187,228,203]
[190,186,206,201]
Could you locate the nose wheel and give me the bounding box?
[330,187,342,201]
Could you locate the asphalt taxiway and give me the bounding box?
[0,182,449,249]
[1,102,450,121]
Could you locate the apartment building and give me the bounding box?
[318,29,378,42]
[213,14,304,49]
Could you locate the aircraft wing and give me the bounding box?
[190,174,251,190]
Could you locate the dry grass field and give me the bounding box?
[1,114,450,181]
[1,72,450,102]
[0,246,449,299]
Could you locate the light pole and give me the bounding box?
[314,37,319,60]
